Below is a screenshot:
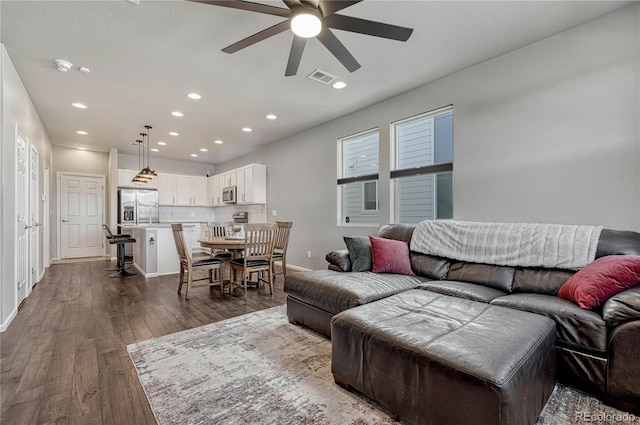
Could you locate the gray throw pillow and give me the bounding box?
[343,236,372,272]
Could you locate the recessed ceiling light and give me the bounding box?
[79,67,90,73]
[200,148,208,152]
[169,132,179,136]
[266,114,277,120]
[333,81,347,89]
[151,148,159,152]
[77,147,87,151]
[72,102,87,109]
[171,111,184,117]
[190,154,198,157]
[242,127,252,132]
[157,141,167,146]
[187,93,202,100]
[76,130,88,135]
[214,140,223,144]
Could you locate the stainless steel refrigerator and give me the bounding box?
[118,189,159,225]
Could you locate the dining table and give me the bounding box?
[198,236,245,258]
[198,236,246,292]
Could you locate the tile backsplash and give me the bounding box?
[159,204,266,224]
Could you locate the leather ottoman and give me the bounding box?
[331,289,557,425]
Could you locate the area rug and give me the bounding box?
[127,305,638,425]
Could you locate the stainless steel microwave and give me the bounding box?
[222,185,236,204]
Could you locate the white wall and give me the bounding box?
[118,153,215,176]
[1,45,54,329]
[216,5,640,270]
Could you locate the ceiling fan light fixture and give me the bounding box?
[291,11,322,38]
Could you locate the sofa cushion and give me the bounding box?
[558,255,640,309]
[417,280,507,303]
[596,229,640,258]
[343,237,372,272]
[326,249,352,272]
[410,252,450,279]
[370,236,414,275]
[377,223,414,244]
[602,286,640,326]
[446,262,515,293]
[512,268,574,295]
[490,293,607,353]
[284,270,425,315]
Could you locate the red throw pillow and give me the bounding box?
[558,255,640,309]
[369,236,414,275]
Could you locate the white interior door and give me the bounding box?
[16,129,28,304]
[59,174,105,259]
[29,145,40,290]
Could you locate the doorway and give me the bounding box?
[58,173,106,259]
[29,145,40,292]
[16,128,28,305]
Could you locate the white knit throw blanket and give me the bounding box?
[410,221,603,269]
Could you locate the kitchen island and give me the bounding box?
[118,223,202,278]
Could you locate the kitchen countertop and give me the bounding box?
[118,222,198,229]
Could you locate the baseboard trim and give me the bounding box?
[287,264,312,272]
[0,307,17,332]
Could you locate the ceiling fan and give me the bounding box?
[189,0,413,76]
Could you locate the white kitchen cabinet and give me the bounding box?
[118,169,158,189]
[220,170,236,188]
[158,173,177,205]
[191,177,208,206]
[175,175,192,205]
[158,174,208,206]
[208,175,221,206]
[236,164,266,204]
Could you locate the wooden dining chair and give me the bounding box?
[171,223,223,300]
[272,221,293,281]
[228,223,277,302]
[203,222,233,261]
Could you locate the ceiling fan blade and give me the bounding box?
[188,0,291,18]
[222,20,291,53]
[282,0,302,10]
[317,0,362,17]
[325,14,413,42]
[285,36,307,76]
[316,28,360,73]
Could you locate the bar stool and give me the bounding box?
[102,225,136,278]
[102,225,132,271]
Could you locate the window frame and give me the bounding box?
[337,127,380,227]
[390,105,453,224]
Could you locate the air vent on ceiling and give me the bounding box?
[307,69,337,85]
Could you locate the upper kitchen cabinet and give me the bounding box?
[158,174,176,205]
[208,174,222,207]
[118,169,158,189]
[159,174,209,206]
[220,170,236,188]
[236,164,266,204]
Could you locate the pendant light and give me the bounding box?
[132,139,150,183]
[138,125,157,179]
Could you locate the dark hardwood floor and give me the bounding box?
[1,259,288,425]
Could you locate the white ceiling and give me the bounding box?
[1,0,634,165]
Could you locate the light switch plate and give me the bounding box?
[272,210,277,216]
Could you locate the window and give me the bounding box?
[391,106,453,224]
[338,129,379,226]
[363,181,378,211]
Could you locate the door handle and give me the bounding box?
[24,225,32,229]
[35,223,41,227]
[61,219,69,223]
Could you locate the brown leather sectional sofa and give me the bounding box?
[284,224,640,420]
